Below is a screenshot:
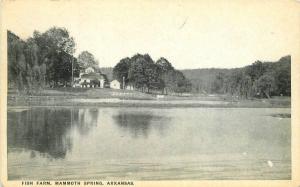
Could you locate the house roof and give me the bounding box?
[110,80,120,83]
[86,67,94,70]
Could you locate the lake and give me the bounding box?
[7,107,291,180]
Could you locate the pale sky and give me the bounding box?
[2,0,299,69]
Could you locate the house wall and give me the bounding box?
[85,67,95,74]
[100,79,105,88]
[79,78,91,84]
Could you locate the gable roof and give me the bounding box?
[110,79,120,83]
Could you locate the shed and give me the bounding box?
[110,80,121,89]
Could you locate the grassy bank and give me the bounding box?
[8,88,155,99]
[7,88,291,108]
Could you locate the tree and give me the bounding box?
[16,50,27,92]
[40,63,47,88]
[160,70,191,94]
[8,27,77,90]
[113,54,191,94]
[32,27,76,86]
[41,27,75,55]
[245,61,266,81]
[128,54,152,91]
[274,56,291,96]
[7,35,27,92]
[77,51,98,70]
[156,57,175,93]
[254,74,276,98]
[145,62,162,91]
[172,70,192,93]
[24,39,42,91]
[156,57,192,94]
[211,72,225,94]
[156,57,174,73]
[239,75,252,98]
[7,31,20,88]
[113,57,131,88]
[127,53,166,93]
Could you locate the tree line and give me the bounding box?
[8,28,102,94]
[182,55,291,98]
[113,54,191,94]
[8,27,290,98]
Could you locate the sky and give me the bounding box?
[2,0,299,69]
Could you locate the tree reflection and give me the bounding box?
[75,108,99,136]
[113,111,169,138]
[7,107,99,159]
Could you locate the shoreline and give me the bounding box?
[7,88,291,108]
[7,105,291,109]
[7,96,291,108]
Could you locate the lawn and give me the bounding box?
[7,88,291,108]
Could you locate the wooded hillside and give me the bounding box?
[182,56,291,98]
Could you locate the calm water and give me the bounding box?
[7,107,291,180]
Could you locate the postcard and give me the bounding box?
[1,0,300,186]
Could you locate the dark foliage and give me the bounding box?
[182,56,291,98]
[113,54,191,93]
[8,28,83,93]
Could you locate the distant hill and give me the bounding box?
[181,68,234,93]
[181,55,291,96]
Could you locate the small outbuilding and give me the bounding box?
[110,80,121,89]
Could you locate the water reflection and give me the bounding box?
[7,107,291,180]
[113,111,170,138]
[75,108,99,136]
[7,108,99,159]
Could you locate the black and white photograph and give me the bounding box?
[1,0,300,186]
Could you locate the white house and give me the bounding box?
[79,73,105,88]
[85,67,95,74]
[74,67,106,88]
[110,80,121,89]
